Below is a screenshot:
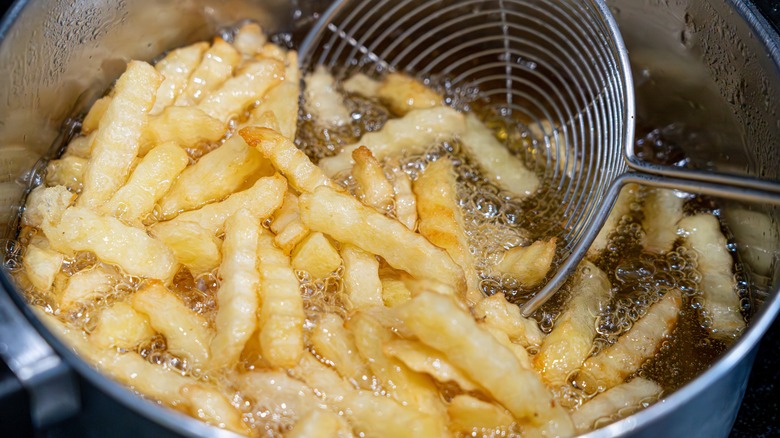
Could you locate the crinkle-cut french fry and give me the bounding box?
[460,113,539,198]
[270,193,309,255]
[22,185,75,228]
[286,409,348,438]
[304,65,352,129]
[179,384,248,434]
[132,281,213,367]
[388,162,417,230]
[588,183,639,260]
[295,352,444,438]
[310,313,370,388]
[340,244,382,309]
[236,369,325,425]
[23,244,64,291]
[91,301,155,349]
[678,214,746,340]
[351,146,394,212]
[535,261,611,387]
[472,292,545,348]
[59,264,120,309]
[239,126,335,193]
[197,58,284,124]
[571,377,662,433]
[480,323,534,370]
[643,188,685,254]
[380,277,412,307]
[78,61,162,210]
[383,339,480,391]
[158,136,273,220]
[232,22,267,58]
[257,228,305,368]
[150,42,208,115]
[101,142,189,224]
[318,106,465,177]
[45,156,87,192]
[494,238,557,288]
[577,290,682,392]
[211,209,261,369]
[346,311,445,418]
[250,51,300,140]
[342,73,381,97]
[377,73,442,116]
[139,106,226,156]
[300,186,466,295]
[63,133,95,159]
[258,43,287,62]
[291,232,342,278]
[81,96,112,135]
[151,221,222,276]
[176,38,240,106]
[414,157,481,304]
[44,207,178,281]
[447,394,515,433]
[397,292,573,433]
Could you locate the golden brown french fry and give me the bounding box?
[59,264,120,310]
[577,290,682,392]
[62,133,95,159]
[304,65,352,129]
[342,73,381,97]
[388,163,417,230]
[299,185,466,294]
[572,377,662,433]
[643,188,685,254]
[351,146,394,212]
[22,185,75,228]
[22,244,63,291]
[232,22,267,58]
[494,238,557,288]
[318,106,465,177]
[250,51,300,140]
[45,156,86,192]
[286,409,347,438]
[447,394,515,434]
[81,96,112,134]
[380,271,412,307]
[91,301,155,349]
[176,38,240,106]
[78,61,163,210]
[211,209,261,369]
[472,292,545,348]
[150,42,209,114]
[151,221,222,276]
[535,261,611,387]
[377,72,442,116]
[139,106,226,156]
[340,244,383,309]
[588,183,639,260]
[257,228,304,368]
[269,193,309,255]
[383,339,480,391]
[309,313,370,388]
[291,232,342,278]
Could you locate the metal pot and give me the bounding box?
[0,0,777,436]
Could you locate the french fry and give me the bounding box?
[150,42,209,115]
[460,113,539,197]
[388,163,417,230]
[236,369,324,424]
[101,142,189,223]
[239,126,335,193]
[91,301,155,349]
[383,339,480,391]
[340,244,382,309]
[81,96,112,134]
[286,409,347,438]
[291,232,342,278]
[232,22,267,58]
[472,292,545,348]
[257,228,305,368]
[176,38,240,106]
[643,188,685,253]
[577,290,682,392]
[351,146,394,212]
[304,65,352,129]
[396,291,573,433]
[45,155,87,192]
[535,261,611,387]
[269,193,309,255]
[180,384,248,434]
[158,136,273,220]
[318,106,465,177]
[139,106,226,156]
[59,264,120,309]
[479,323,534,370]
[151,221,222,276]
[571,377,662,433]
[131,281,213,368]
[78,61,162,210]
[342,72,381,97]
[22,185,76,228]
[44,207,178,281]
[250,51,300,140]
[23,244,64,291]
[299,186,466,294]
[678,214,746,340]
[211,209,261,369]
[309,313,370,388]
[380,273,412,307]
[447,394,515,433]
[494,238,557,288]
[414,157,481,304]
[377,72,442,116]
[588,183,639,260]
[62,133,95,159]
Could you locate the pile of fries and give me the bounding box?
[14,22,747,438]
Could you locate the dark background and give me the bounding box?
[0,0,778,436]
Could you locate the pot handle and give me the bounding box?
[0,288,80,429]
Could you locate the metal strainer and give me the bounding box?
[298,0,780,315]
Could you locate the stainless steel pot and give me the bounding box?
[0,0,777,436]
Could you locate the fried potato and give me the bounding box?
[588,183,639,260]
[44,207,178,281]
[78,61,162,210]
[472,292,544,348]
[159,136,273,220]
[678,214,746,341]
[309,313,370,388]
[81,96,112,134]
[22,185,75,228]
[383,339,480,391]
[388,162,417,230]
[239,126,334,193]
[257,228,305,368]
[414,157,481,304]
[140,106,226,156]
[151,221,222,275]
[447,395,515,433]
[59,264,120,310]
[377,72,442,116]
[101,142,189,223]
[291,232,341,278]
[176,38,240,106]
[572,377,662,433]
[380,276,412,307]
[23,244,64,291]
[91,301,155,349]
[351,146,394,212]
[211,209,261,369]
[318,106,466,177]
[62,133,95,159]
[479,323,534,370]
[339,244,382,309]
[180,384,248,434]
[45,155,86,192]
[236,369,325,426]
[299,186,466,294]
[494,238,557,288]
[250,51,300,140]
[132,281,213,367]
[304,65,352,129]
[150,42,209,114]
[643,188,685,254]
[577,290,682,392]
[232,22,267,58]
[535,261,611,387]
[342,73,381,97]
[286,409,347,438]
[270,193,309,255]
[461,113,539,198]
